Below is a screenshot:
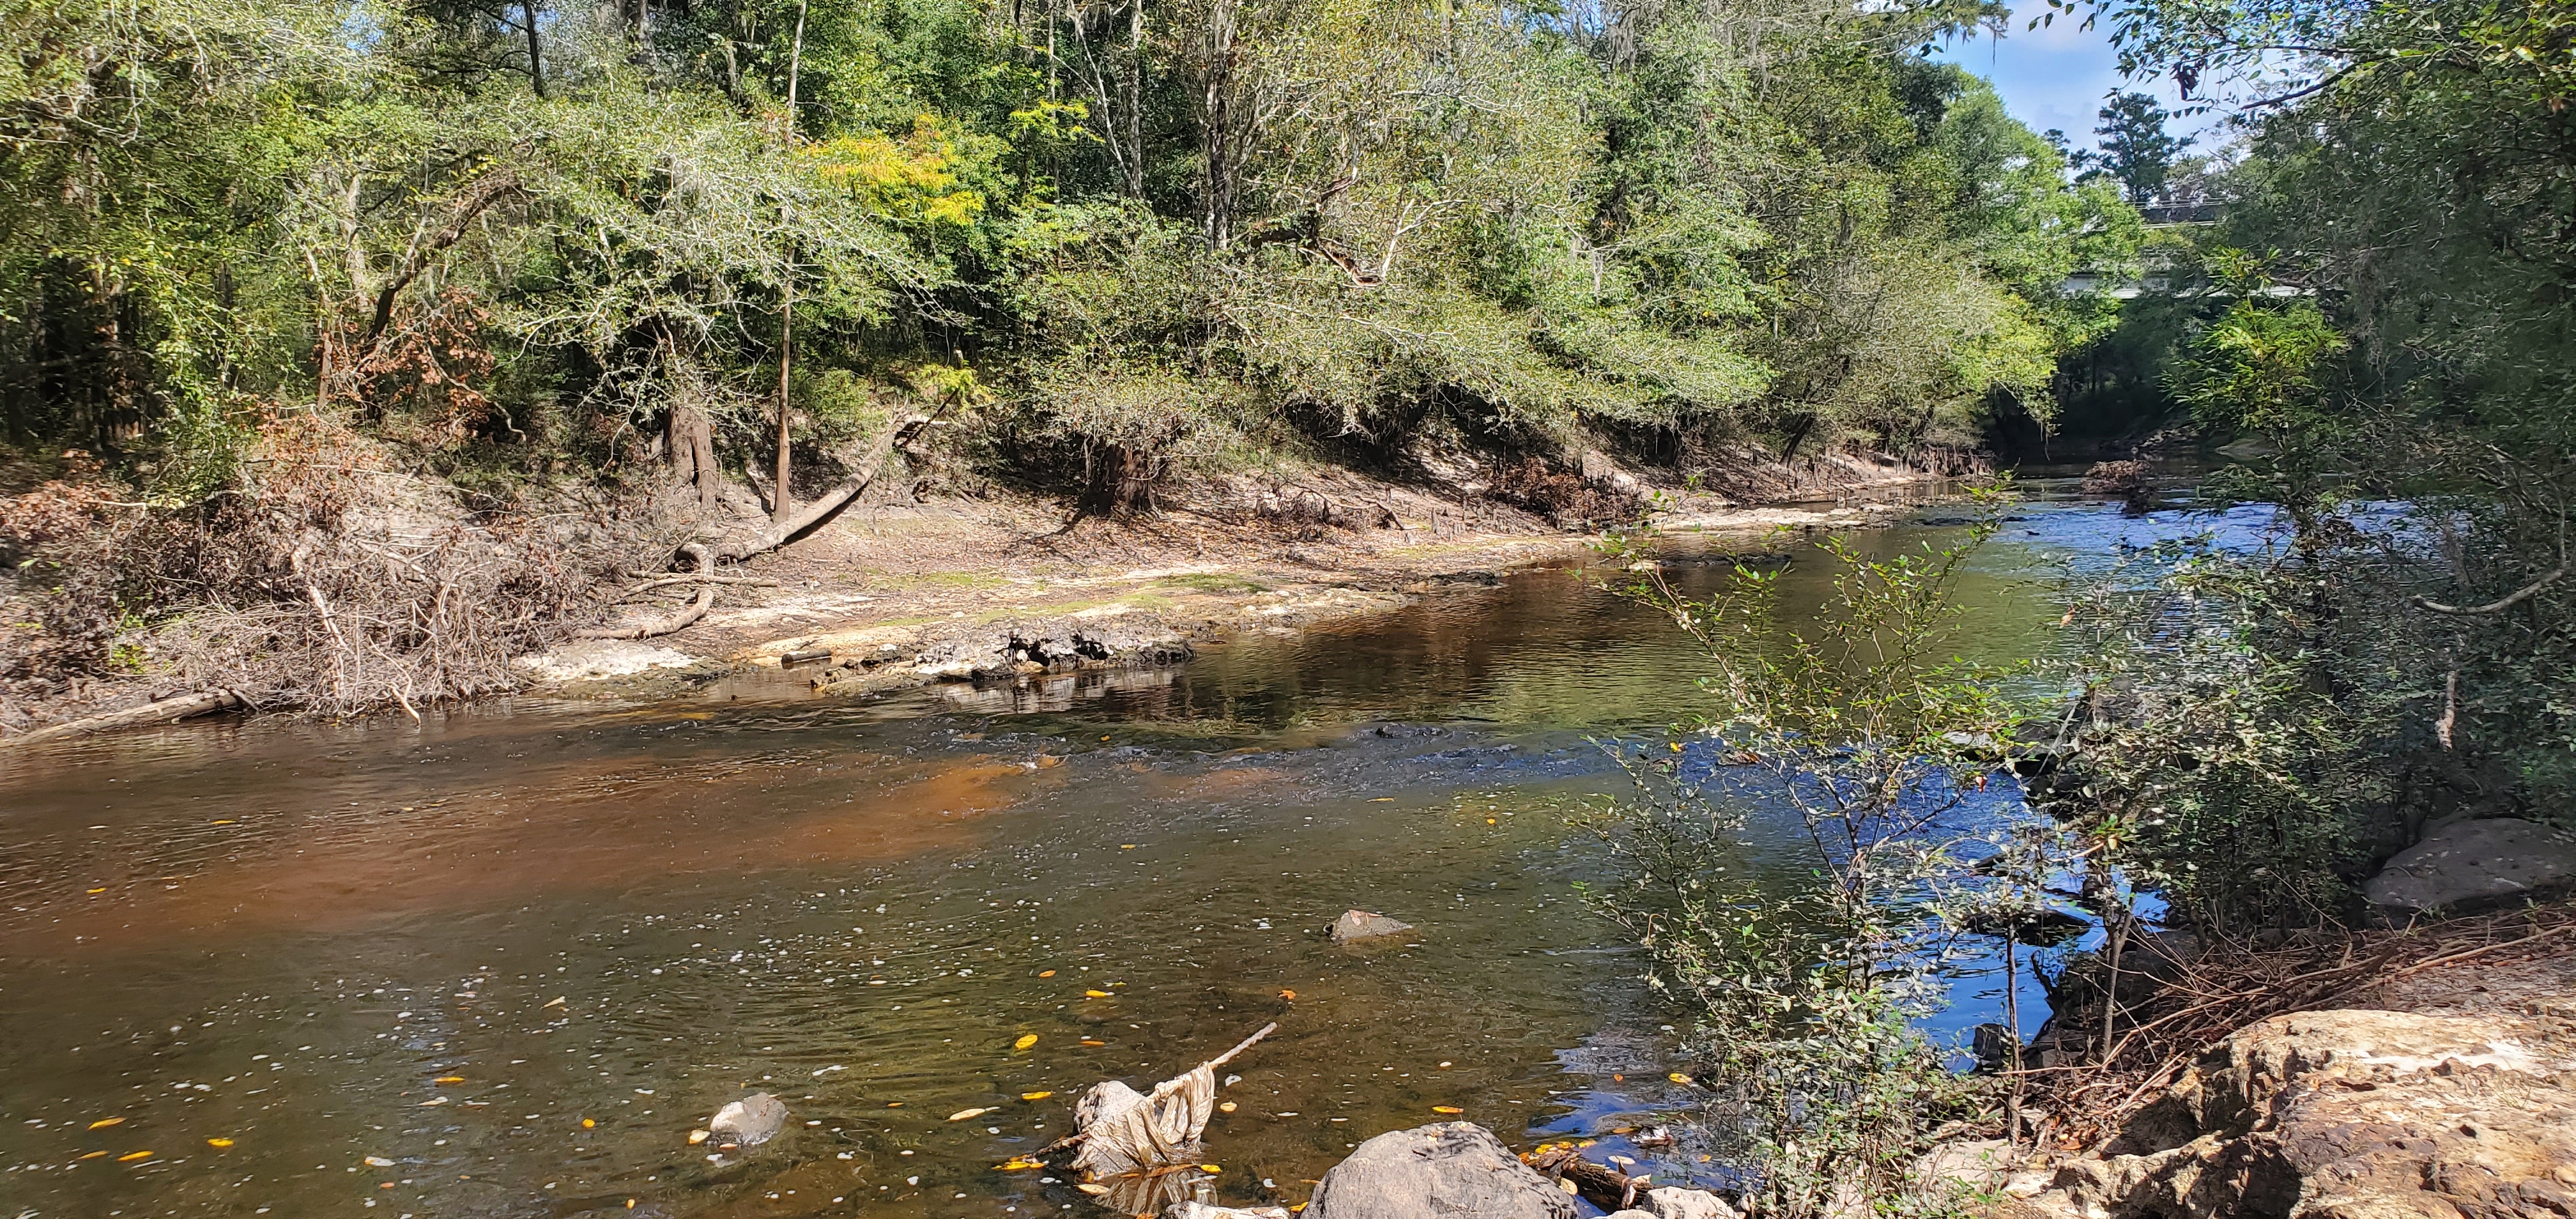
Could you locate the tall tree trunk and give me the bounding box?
[1200,0,1237,249]
[522,0,548,96]
[772,0,809,527]
[1123,0,1146,197]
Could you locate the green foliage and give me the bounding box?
[1581,484,2041,1214]
[2074,92,2193,204]
[0,0,2134,504]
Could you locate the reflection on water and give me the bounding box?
[0,480,2274,1218]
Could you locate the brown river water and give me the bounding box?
[0,479,2264,1219]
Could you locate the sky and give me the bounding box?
[1929,16,2228,157]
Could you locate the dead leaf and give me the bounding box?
[1039,970,1057,977]
[1278,989,1296,1000]
[118,1151,153,1162]
[1077,1183,1110,1195]
[1013,1034,1039,1050]
[1084,990,1112,998]
[434,1076,465,1085]
[87,1117,123,1130]
[947,1107,996,1122]
[1431,1106,1464,1114]
[1021,1091,1053,1101]
[996,1157,1045,1171]
[206,1138,233,1148]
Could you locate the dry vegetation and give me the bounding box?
[0,418,682,732]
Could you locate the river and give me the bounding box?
[0,473,2274,1218]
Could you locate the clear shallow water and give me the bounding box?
[0,479,2285,1219]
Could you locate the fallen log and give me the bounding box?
[4,688,245,747]
[712,411,930,562]
[1528,1145,1652,1211]
[577,542,715,640]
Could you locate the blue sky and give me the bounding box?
[1931,17,2227,156]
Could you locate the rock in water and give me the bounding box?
[1306,1123,1575,1219]
[1167,1205,1291,1219]
[1330,909,1417,943]
[1641,1186,1740,1219]
[2363,817,2576,914]
[708,1092,788,1147]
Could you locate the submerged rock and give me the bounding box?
[708,1092,788,1147]
[1306,1123,1575,1219]
[2364,817,2576,914]
[1330,909,1418,943]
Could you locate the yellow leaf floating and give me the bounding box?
[1667,1072,1696,1086]
[947,1107,995,1122]
[995,1157,1045,1171]
[687,1130,710,1145]
[364,1156,394,1167]
[77,1151,108,1160]
[1020,1091,1053,1101]
[1218,1101,1237,1113]
[1080,1039,1107,1046]
[88,1117,124,1130]
[1431,1106,1464,1114]
[118,1151,153,1162]
[1013,1034,1039,1050]
[1038,970,1057,978]
[581,1118,595,1129]
[1084,990,1112,999]
[1199,1163,1222,1173]
[207,1138,234,1148]
[1077,1183,1111,1195]
[434,1076,465,1084]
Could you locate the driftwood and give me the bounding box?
[713,412,924,562]
[4,688,244,747]
[618,572,776,595]
[1045,1021,1277,1179]
[577,542,715,640]
[1528,1146,1652,1211]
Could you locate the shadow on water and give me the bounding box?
[0,477,2283,1217]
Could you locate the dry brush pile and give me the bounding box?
[0,420,688,732]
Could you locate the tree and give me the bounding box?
[2078,91,2193,204]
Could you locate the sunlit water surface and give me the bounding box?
[0,477,2287,1218]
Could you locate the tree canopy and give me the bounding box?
[0,0,2141,501]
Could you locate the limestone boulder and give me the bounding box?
[2363,817,2576,914]
[1639,1184,1739,1219]
[1305,1123,1575,1219]
[2007,1009,2576,1218]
